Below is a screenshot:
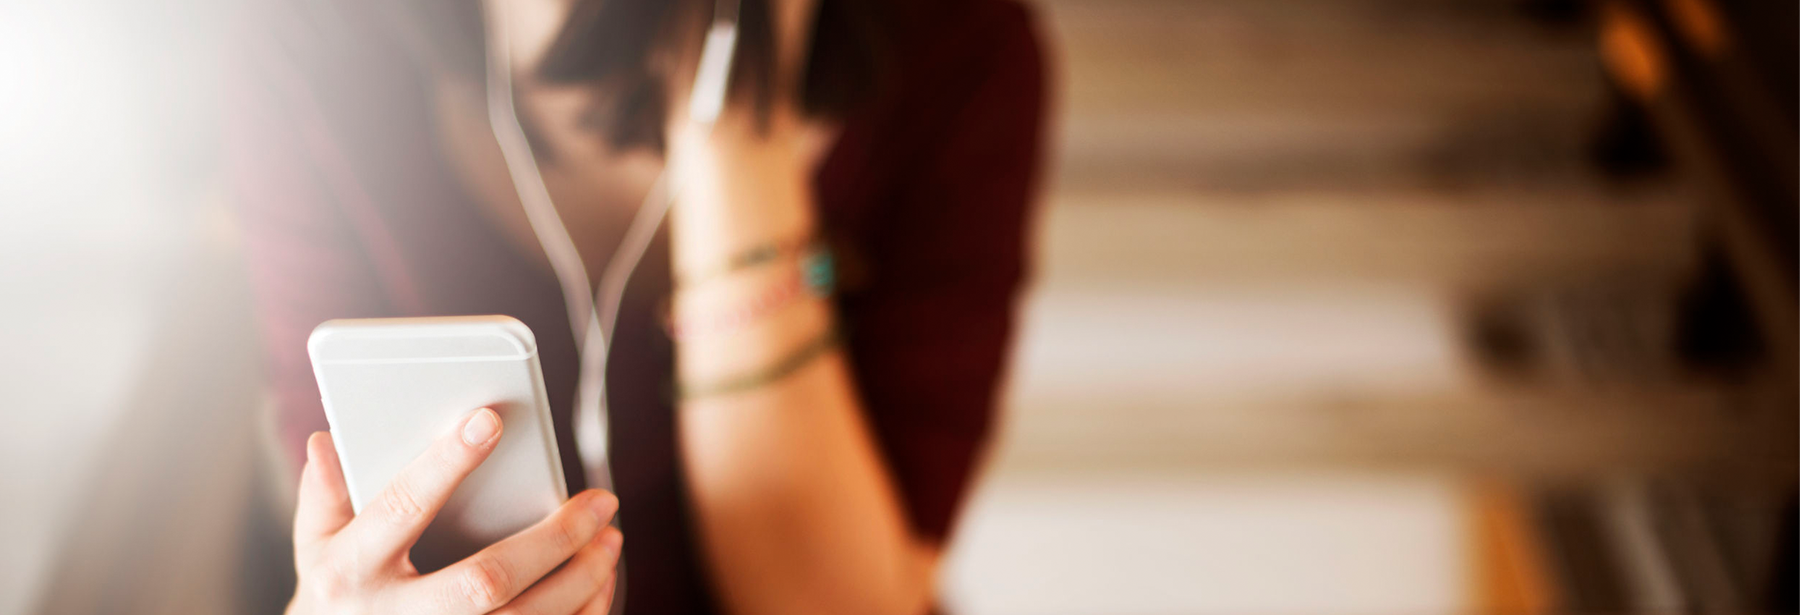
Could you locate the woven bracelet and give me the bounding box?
[675,234,819,287]
[664,249,835,340]
[674,326,842,401]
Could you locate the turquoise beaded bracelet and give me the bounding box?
[664,248,835,340]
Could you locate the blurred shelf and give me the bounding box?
[1037,189,1700,290]
[1000,188,1780,477]
[994,383,1794,478]
[944,470,1473,615]
[1043,0,1611,192]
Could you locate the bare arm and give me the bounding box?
[652,2,939,611]
[666,107,939,615]
[662,3,1045,613]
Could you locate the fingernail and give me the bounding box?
[598,528,623,555]
[305,432,327,462]
[462,408,500,446]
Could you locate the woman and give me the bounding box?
[227,0,1045,612]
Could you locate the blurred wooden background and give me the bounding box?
[4,1,1791,614]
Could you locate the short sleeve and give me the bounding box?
[835,0,1048,542]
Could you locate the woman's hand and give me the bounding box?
[287,408,623,615]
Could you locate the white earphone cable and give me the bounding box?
[480,0,598,357]
[480,0,741,489]
[481,1,740,611]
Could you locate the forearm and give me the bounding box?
[679,320,936,615]
[668,127,937,615]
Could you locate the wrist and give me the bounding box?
[667,129,814,267]
[668,241,839,392]
[675,292,835,384]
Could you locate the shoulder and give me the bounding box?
[888,0,1046,90]
[830,0,1049,178]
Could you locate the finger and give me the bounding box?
[335,407,503,567]
[492,527,623,615]
[414,490,619,614]
[293,431,354,560]
[575,572,619,615]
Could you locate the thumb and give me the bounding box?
[293,431,355,562]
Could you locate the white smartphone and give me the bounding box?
[308,315,567,565]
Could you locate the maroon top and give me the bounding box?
[227,1,1044,612]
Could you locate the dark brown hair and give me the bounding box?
[539,0,888,152]
[385,0,889,155]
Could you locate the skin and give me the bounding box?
[661,19,943,615]
[292,1,941,613]
[287,409,623,614]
